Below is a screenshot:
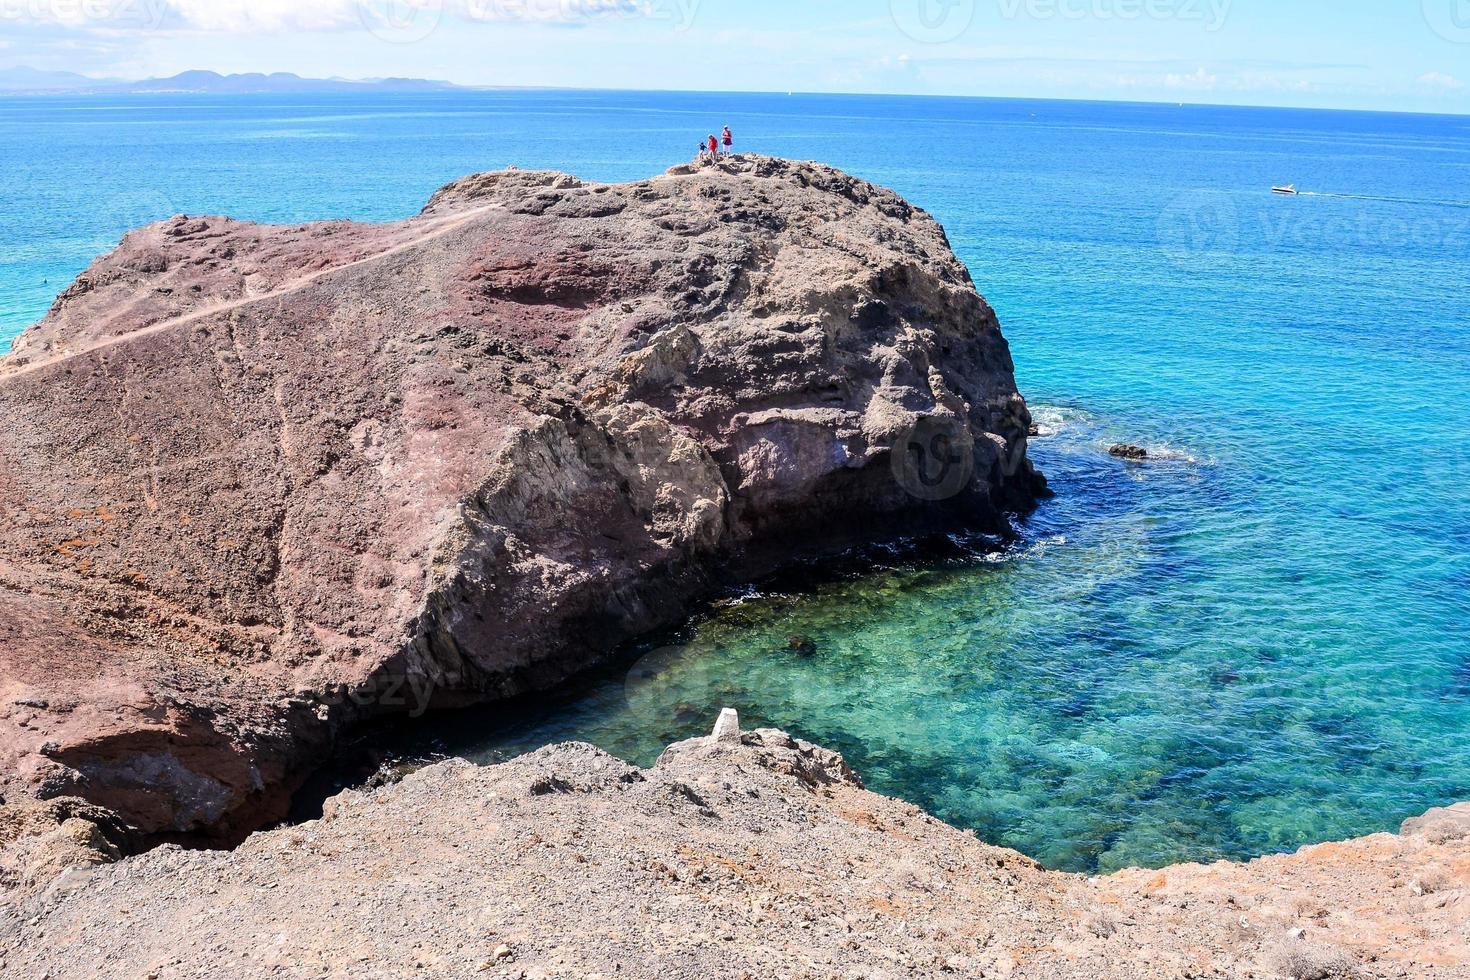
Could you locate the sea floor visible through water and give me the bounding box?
[3,91,1468,873]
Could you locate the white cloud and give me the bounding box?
[460,0,650,23]
[169,0,360,32]
[1163,66,1217,90]
[1417,71,1465,92]
[0,0,356,32]
[0,0,656,34]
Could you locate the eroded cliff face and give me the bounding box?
[0,156,1043,840]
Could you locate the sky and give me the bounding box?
[1,0,1467,113]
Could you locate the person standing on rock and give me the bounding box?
[722,126,734,157]
[708,134,719,160]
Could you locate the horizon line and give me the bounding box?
[1,67,1466,120]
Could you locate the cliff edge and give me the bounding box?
[2,718,1465,978]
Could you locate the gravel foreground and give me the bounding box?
[2,716,1467,979]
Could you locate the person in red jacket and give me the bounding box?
[708,134,719,159]
[722,126,733,157]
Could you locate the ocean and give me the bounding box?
[3,90,1468,873]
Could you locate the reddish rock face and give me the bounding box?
[0,157,1043,840]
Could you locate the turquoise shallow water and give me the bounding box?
[3,92,1469,872]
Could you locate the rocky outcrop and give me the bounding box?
[0,156,1044,841]
[2,717,1465,978]
[0,796,133,896]
[1110,443,1149,461]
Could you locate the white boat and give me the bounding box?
[1272,184,1298,195]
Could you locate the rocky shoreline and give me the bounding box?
[0,155,1040,846]
[4,156,1464,977]
[2,713,1467,978]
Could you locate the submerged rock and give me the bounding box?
[1110,443,1150,461]
[786,633,818,656]
[0,156,1044,842]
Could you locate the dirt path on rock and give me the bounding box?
[0,202,499,383]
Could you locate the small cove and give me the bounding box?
[356,400,1470,874]
[4,91,1468,873]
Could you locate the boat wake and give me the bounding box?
[1298,191,1470,209]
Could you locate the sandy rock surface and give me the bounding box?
[0,156,1042,840]
[0,720,1464,979]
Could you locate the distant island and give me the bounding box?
[0,67,464,95]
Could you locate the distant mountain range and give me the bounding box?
[0,68,463,95]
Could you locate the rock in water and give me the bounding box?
[1109,443,1149,461]
[786,634,818,657]
[0,156,1044,841]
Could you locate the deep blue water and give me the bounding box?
[3,91,1468,873]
